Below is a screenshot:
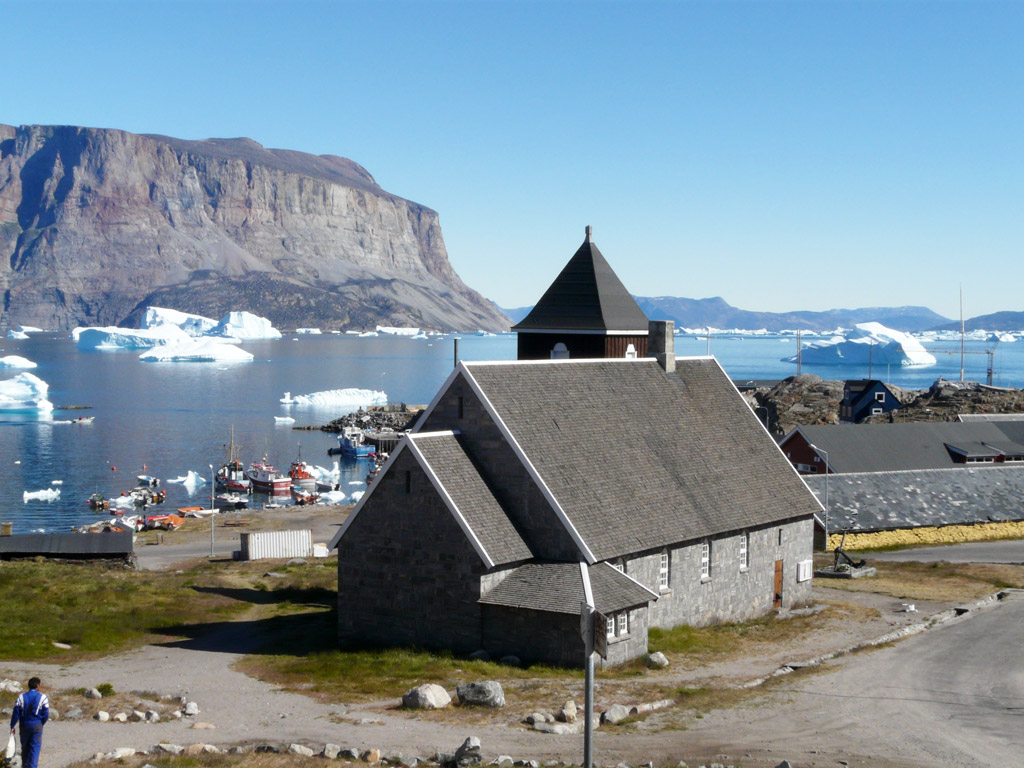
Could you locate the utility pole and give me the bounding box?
[796,330,802,375]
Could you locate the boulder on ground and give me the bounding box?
[645,651,669,669]
[289,744,315,757]
[362,748,382,763]
[94,711,110,722]
[183,701,200,716]
[402,683,451,710]
[469,650,491,662]
[84,687,103,700]
[154,743,184,755]
[601,704,630,724]
[323,744,342,759]
[557,699,577,723]
[452,737,482,767]
[112,712,128,723]
[456,681,505,708]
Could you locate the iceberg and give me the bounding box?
[376,326,420,336]
[139,339,254,362]
[17,325,43,333]
[318,489,348,504]
[296,328,322,335]
[274,416,295,424]
[0,355,37,369]
[75,324,193,350]
[167,470,208,493]
[141,306,218,337]
[349,490,365,503]
[208,311,282,340]
[23,488,60,502]
[0,372,53,412]
[7,330,28,340]
[282,388,387,408]
[783,322,936,366]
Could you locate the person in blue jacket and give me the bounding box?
[9,677,48,768]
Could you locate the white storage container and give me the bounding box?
[240,529,313,560]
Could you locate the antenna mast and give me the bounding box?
[959,286,965,382]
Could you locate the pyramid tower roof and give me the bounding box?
[512,227,649,332]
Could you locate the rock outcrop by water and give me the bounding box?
[0,124,509,332]
[747,374,1023,435]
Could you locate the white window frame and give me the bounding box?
[659,550,670,590]
[871,407,883,415]
[617,612,628,636]
[740,532,749,570]
[606,616,615,639]
[700,540,711,579]
[875,391,886,402]
[611,559,625,574]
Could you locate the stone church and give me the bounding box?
[331,228,819,666]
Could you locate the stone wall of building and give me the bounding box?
[480,606,582,667]
[601,605,650,668]
[336,449,486,654]
[421,375,581,560]
[617,517,814,629]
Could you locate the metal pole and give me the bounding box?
[454,337,459,369]
[583,650,594,768]
[810,444,829,550]
[209,464,215,557]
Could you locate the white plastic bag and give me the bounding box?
[5,731,15,760]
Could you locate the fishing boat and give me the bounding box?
[245,457,291,494]
[333,426,374,458]
[288,444,318,491]
[87,492,109,510]
[215,492,249,510]
[216,428,252,492]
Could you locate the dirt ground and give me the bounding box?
[0,512,1007,768]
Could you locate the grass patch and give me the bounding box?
[0,558,340,661]
[827,560,1024,602]
[648,607,829,663]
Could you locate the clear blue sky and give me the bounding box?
[2,0,1022,320]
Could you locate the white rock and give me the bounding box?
[290,744,316,757]
[95,711,110,722]
[184,701,200,716]
[601,704,630,724]
[109,748,136,759]
[402,684,452,710]
[645,651,670,669]
[113,712,128,723]
[154,743,184,754]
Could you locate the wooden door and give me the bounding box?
[773,560,784,609]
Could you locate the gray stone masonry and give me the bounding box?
[618,517,814,629]
[421,375,581,560]
[337,449,486,653]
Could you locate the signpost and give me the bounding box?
[580,602,608,768]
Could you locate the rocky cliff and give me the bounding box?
[0,124,509,332]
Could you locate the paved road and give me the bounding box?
[866,538,1024,563]
[678,591,1024,767]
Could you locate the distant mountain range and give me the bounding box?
[500,296,957,333]
[930,311,1024,333]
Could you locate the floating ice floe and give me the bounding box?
[274,416,295,424]
[296,328,322,335]
[349,490,365,503]
[51,479,63,485]
[318,490,348,504]
[167,470,208,492]
[0,372,53,412]
[0,355,36,369]
[376,326,420,337]
[23,488,60,502]
[141,306,218,337]
[17,325,43,333]
[988,332,1017,343]
[7,330,28,340]
[139,339,254,363]
[782,322,936,367]
[207,311,282,340]
[75,324,194,350]
[280,388,387,408]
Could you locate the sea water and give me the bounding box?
[1,332,1022,533]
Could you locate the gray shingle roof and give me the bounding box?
[789,422,1024,473]
[464,358,819,561]
[478,562,655,614]
[806,466,1024,532]
[411,432,533,566]
[512,230,649,333]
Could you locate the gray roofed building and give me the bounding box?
[781,422,1024,474]
[806,466,1024,534]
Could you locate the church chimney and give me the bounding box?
[649,320,675,372]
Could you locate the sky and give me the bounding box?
[1,0,1022,320]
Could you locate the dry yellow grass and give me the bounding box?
[829,521,1024,550]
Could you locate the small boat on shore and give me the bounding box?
[245,457,291,494]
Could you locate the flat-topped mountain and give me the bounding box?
[0,124,509,332]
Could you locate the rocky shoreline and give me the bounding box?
[746,375,1024,436]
